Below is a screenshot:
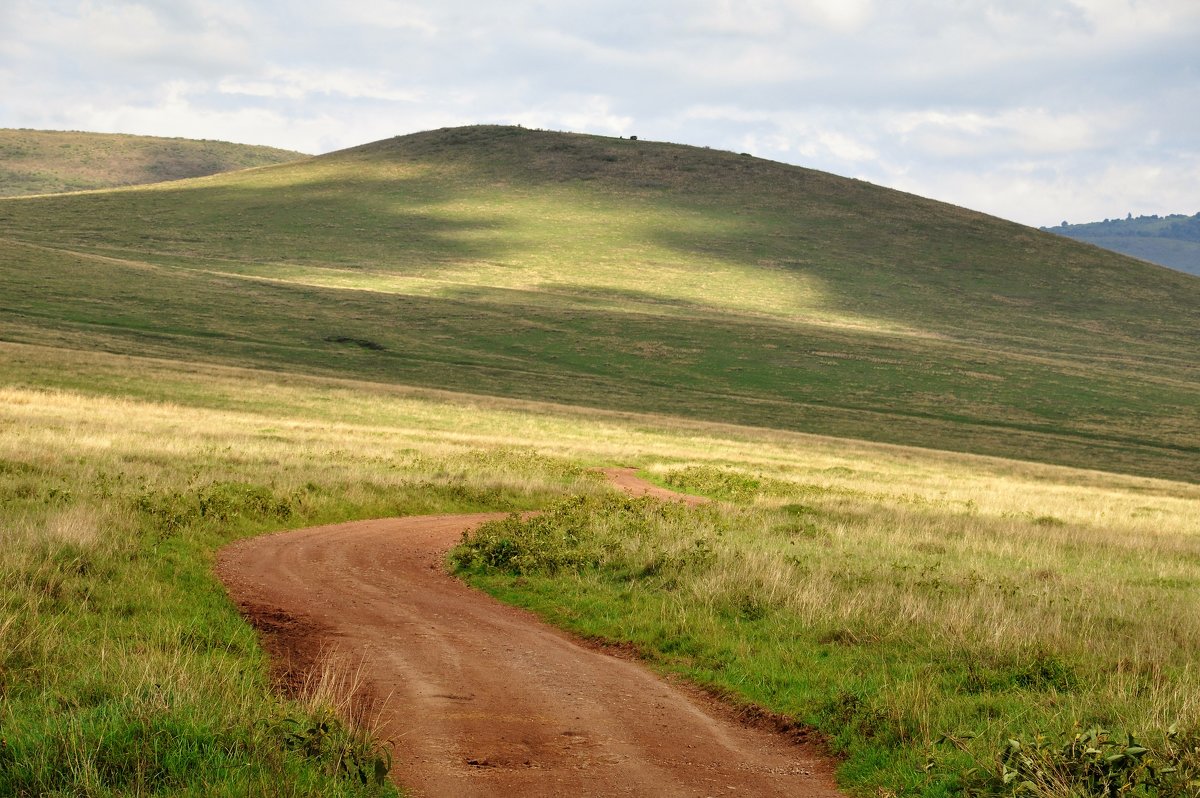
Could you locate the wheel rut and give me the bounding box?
[217,468,845,797]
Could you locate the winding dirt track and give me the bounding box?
[217,468,843,797]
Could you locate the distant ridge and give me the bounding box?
[0,129,307,196]
[1043,213,1200,276]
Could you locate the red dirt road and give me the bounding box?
[217,469,843,797]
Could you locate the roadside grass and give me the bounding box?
[0,375,597,796]
[454,468,1200,797]
[3,344,1199,795]
[2,125,1198,481]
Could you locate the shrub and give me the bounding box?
[451,493,719,577]
[959,726,1200,797]
[662,465,763,503]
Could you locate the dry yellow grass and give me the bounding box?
[3,342,1198,795]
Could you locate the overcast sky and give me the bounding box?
[2,0,1196,226]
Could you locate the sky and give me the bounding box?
[2,0,1197,227]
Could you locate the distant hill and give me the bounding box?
[1,125,1198,481]
[0,129,307,196]
[1043,213,1200,276]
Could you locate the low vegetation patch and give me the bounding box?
[453,494,721,578]
[960,725,1200,797]
[0,128,304,196]
[660,464,767,502]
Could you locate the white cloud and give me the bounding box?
[218,68,424,102]
[1075,0,1200,37]
[693,0,874,35]
[887,108,1109,158]
[805,0,874,32]
[885,154,1200,228]
[65,1,255,72]
[330,0,440,35]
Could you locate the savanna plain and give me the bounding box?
[2,126,1199,797]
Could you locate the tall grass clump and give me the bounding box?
[281,650,395,791]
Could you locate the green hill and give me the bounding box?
[0,128,306,196]
[1045,213,1200,275]
[2,124,1198,480]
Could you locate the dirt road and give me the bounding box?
[217,468,843,797]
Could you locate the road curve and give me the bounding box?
[217,468,843,797]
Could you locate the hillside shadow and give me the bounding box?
[7,236,1197,482]
[0,172,522,271]
[5,134,1199,487]
[173,173,522,267]
[637,200,1200,362]
[380,126,1200,356]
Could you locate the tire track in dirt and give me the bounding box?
[217,467,844,797]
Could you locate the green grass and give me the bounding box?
[453,476,1200,797]
[0,129,306,197]
[1,125,1197,481]
[0,361,602,796]
[2,344,1198,796]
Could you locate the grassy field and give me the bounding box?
[0,129,305,197]
[0,344,600,797]
[2,342,1198,796]
[3,125,1199,796]
[1,125,1198,480]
